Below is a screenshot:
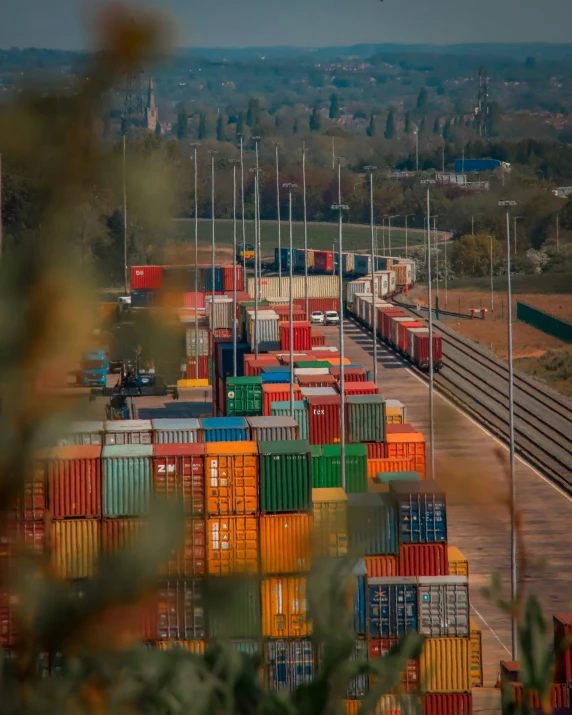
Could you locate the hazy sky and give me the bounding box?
[2,0,572,49]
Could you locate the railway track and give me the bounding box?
[349,310,572,493]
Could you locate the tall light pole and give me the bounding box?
[365,165,378,385]
[489,234,494,313]
[382,215,389,254]
[421,179,436,483]
[414,129,419,172]
[433,216,442,295]
[471,213,483,236]
[404,214,414,258]
[230,158,240,376]
[284,182,297,417]
[191,142,201,380]
[249,167,261,359]
[122,133,128,295]
[333,155,348,492]
[513,215,523,256]
[556,213,560,254]
[273,141,282,293]
[302,141,309,319]
[237,133,247,280]
[253,137,262,303]
[209,150,218,363]
[499,198,518,662]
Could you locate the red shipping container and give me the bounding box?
[221,264,244,292]
[386,424,416,435]
[186,356,210,380]
[102,519,147,552]
[330,367,367,383]
[311,330,326,346]
[413,334,443,367]
[164,518,206,577]
[376,305,404,336]
[381,309,407,341]
[554,614,572,683]
[153,444,206,516]
[183,292,206,309]
[399,544,448,576]
[294,298,341,314]
[369,639,419,693]
[46,446,102,519]
[0,588,18,647]
[398,321,424,353]
[275,309,306,323]
[155,579,204,641]
[245,358,280,377]
[307,395,341,445]
[423,693,473,715]
[342,381,379,396]
[297,374,337,389]
[9,462,46,522]
[313,251,334,273]
[280,321,312,352]
[131,266,163,290]
[0,521,44,579]
[262,384,302,416]
[363,555,399,577]
[507,682,568,710]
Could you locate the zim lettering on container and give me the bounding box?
[152,444,206,516]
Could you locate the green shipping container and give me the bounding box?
[226,376,263,416]
[240,302,268,337]
[206,576,261,638]
[376,471,422,484]
[346,394,385,443]
[102,445,152,517]
[316,444,368,494]
[259,440,312,513]
[270,400,309,440]
[309,445,323,487]
[295,360,330,368]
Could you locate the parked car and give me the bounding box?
[310,311,325,324]
[325,311,340,326]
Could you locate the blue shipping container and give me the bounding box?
[294,248,306,272]
[264,640,316,693]
[204,266,224,292]
[218,342,249,379]
[348,493,398,555]
[367,577,418,638]
[260,372,291,384]
[353,560,367,636]
[390,481,447,544]
[261,365,290,374]
[454,158,502,173]
[199,417,249,442]
[130,289,157,308]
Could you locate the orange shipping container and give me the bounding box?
[384,433,426,478]
[367,458,416,479]
[363,555,399,577]
[207,515,258,575]
[261,576,311,637]
[260,513,312,574]
[51,519,100,579]
[205,442,258,516]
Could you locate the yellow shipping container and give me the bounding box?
[420,637,471,693]
[373,695,416,715]
[469,617,483,687]
[312,487,348,558]
[51,519,100,579]
[367,458,415,479]
[345,701,360,715]
[384,401,406,425]
[207,515,258,575]
[261,576,311,637]
[156,640,206,654]
[448,546,469,576]
[260,513,312,574]
[205,442,258,516]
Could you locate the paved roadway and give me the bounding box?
[326,321,572,699]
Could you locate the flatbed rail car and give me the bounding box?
[347,295,443,373]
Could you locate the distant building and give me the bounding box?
[145,77,159,132]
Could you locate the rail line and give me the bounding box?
[348,309,572,494]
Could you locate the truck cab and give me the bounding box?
[82,350,109,388]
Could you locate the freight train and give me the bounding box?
[347,290,443,373]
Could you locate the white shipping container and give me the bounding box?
[374,272,390,297]
[247,310,280,351]
[418,576,469,637]
[104,420,152,446]
[248,275,340,300]
[185,327,210,357]
[391,317,416,347]
[267,296,289,305]
[294,368,331,376]
[346,279,371,305]
[406,327,429,362]
[207,298,233,330]
[300,387,338,398]
[377,270,397,293]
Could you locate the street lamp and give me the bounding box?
[273,141,282,292]
[499,198,518,662]
[301,141,309,319]
[489,234,494,314]
[364,165,378,385]
[471,213,483,236]
[122,133,128,295]
[432,215,442,295]
[421,179,436,484]
[237,133,247,278]
[284,182,298,417]
[249,166,262,358]
[230,157,241,376]
[414,128,419,172]
[252,137,262,307]
[404,213,414,257]
[190,142,201,380]
[208,149,218,362]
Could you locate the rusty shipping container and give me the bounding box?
[420,637,471,693]
[45,446,102,519]
[261,576,310,637]
[51,519,100,579]
[205,442,258,516]
[206,515,258,575]
[155,579,206,640]
[152,443,205,516]
[260,513,312,574]
[399,544,449,577]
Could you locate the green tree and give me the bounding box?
[452,233,503,277]
[198,113,207,140]
[293,118,299,134]
[367,113,376,137]
[216,114,224,141]
[246,98,260,127]
[329,93,340,120]
[236,111,245,137]
[442,119,452,141]
[176,105,188,140]
[155,121,161,136]
[417,87,428,110]
[432,117,441,135]
[384,110,395,139]
[309,107,321,132]
[404,111,411,134]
